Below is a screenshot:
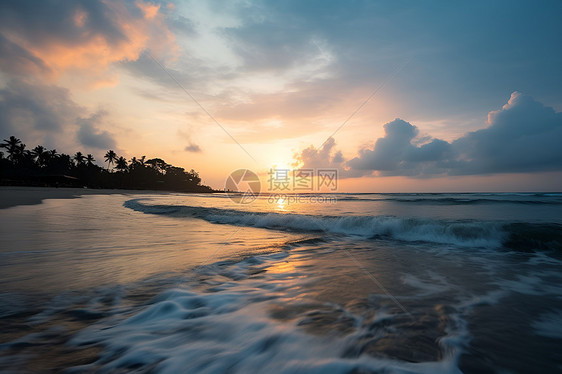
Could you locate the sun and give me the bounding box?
[271,161,292,171]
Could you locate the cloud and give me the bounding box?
[345,92,562,177]
[123,1,338,127]
[191,0,562,130]
[177,128,202,153]
[120,51,198,92]
[0,33,53,77]
[293,137,342,168]
[0,0,176,84]
[227,17,332,75]
[347,119,454,176]
[136,1,160,20]
[0,79,82,148]
[116,0,560,143]
[185,143,202,153]
[0,78,118,152]
[77,111,117,149]
[291,137,367,179]
[451,92,562,174]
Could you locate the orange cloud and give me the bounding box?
[136,1,160,20]
[1,0,176,87]
[73,8,88,28]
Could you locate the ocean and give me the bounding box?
[1,191,561,373]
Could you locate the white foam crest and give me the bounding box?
[69,284,466,374]
[125,199,506,248]
[205,212,505,248]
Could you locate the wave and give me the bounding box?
[125,200,561,251]
[67,256,467,374]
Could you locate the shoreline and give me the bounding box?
[0,186,183,210]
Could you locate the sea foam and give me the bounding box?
[124,199,507,248]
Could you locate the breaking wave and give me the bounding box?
[124,200,561,251]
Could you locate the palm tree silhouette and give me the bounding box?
[86,154,95,167]
[31,145,45,158]
[104,150,117,171]
[74,152,86,166]
[31,145,47,167]
[115,156,128,172]
[1,134,212,192]
[45,149,57,165]
[0,136,22,161]
[15,143,27,163]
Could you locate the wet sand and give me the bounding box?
[0,186,169,210]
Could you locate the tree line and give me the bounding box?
[0,136,213,192]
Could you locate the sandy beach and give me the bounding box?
[0,186,171,210]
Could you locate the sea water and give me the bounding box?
[1,191,561,373]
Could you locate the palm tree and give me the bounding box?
[146,158,168,174]
[86,154,95,167]
[58,153,72,171]
[0,136,22,161]
[104,150,117,171]
[115,156,128,172]
[129,156,144,172]
[44,149,57,166]
[15,143,28,163]
[74,151,86,166]
[31,145,47,167]
[31,145,45,159]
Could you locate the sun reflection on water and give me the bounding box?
[266,260,296,274]
[276,197,286,211]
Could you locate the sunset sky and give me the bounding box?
[1,0,561,192]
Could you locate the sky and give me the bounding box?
[1,0,561,192]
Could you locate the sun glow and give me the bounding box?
[271,161,293,172]
[276,197,286,211]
